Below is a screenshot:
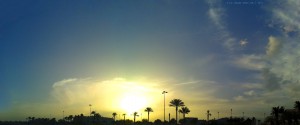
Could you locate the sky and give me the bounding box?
[1,0,300,121]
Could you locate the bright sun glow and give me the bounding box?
[120,93,147,114]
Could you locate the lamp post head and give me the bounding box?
[162,91,168,94]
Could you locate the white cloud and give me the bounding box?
[206,0,237,51]
[208,7,224,29]
[266,36,282,57]
[283,25,297,33]
[244,90,255,96]
[230,0,300,106]
[234,95,246,101]
[233,54,265,71]
[271,0,300,34]
[241,83,263,89]
[52,78,77,88]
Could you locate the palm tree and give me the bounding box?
[94,113,101,121]
[144,107,154,122]
[133,112,139,123]
[169,99,185,124]
[112,112,117,121]
[271,106,285,125]
[91,111,96,116]
[122,113,126,121]
[27,117,34,123]
[294,101,300,124]
[68,115,73,122]
[91,111,96,121]
[206,110,211,121]
[179,107,190,119]
[122,113,126,125]
[294,101,300,112]
[26,117,31,122]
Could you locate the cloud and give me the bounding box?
[208,6,224,29]
[233,54,265,71]
[206,0,237,51]
[234,95,246,101]
[270,0,300,34]
[52,78,78,87]
[244,90,256,96]
[261,68,283,91]
[283,25,297,34]
[50,77,240,120]
[241,83,263,89]
[266,36,282,57]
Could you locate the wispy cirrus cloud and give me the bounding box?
[52,78,78,87]
[270,0,300,35]
[206,0,237,51]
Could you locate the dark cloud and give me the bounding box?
[262,68,282,91]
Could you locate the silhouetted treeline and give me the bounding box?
[2,101,300,125]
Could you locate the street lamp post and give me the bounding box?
[162,91,168,122]
[89,104,92,117]
[230,109,232,118]
[89,104,92,125]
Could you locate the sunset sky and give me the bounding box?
[1,0,300,121]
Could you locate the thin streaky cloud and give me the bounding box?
[206,0,237,51]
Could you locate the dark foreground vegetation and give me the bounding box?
[1,100,300,125]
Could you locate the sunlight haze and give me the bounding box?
[1,0,300,124]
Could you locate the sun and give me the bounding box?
[120,93,147,114]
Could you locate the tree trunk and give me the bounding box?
[148,112,150,122]
[176,106,178,124]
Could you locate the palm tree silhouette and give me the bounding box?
[67,115,73,122]
[179,107,190,119]
[144,107,153,122]
[169,99,185,124]
[294,101,300,112]
[91,111,96,116]
[122,113,126,125]
[133,112,139,123]
[90,111,96,122]
[272,106,285,125]
[122,113,126,120]
[206,110,211,121]
[112,112,117,121]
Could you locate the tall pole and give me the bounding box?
[218,112,219,119]
[169,113,170,122]
[230,109,232,118]
[89,104,92,117]
[63,110,64,120]
[89,104,92,125]
[242,112,244,119]
[162,91,168,122]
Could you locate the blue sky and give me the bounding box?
[1,0,300,121]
